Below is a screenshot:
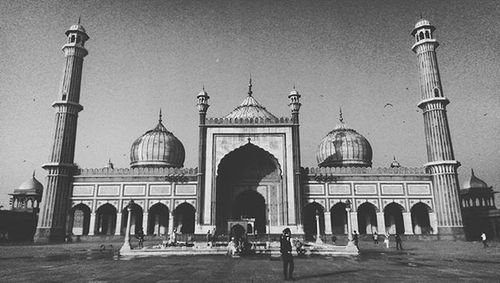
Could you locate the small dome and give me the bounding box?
[390,157,401,168]
[316,113,372,168]
[224,79,278,120]
[414,19,431,29]
[463,169,490,190]
[67,24,86,34]
[130,113,185,168]
[14,172,43,195]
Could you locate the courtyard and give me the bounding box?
[0,239,499,282]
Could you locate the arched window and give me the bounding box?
[434,88,440,97]
[419,31,424,41]
[70,35,76,43]
[425,30,430,39]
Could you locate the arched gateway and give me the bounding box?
[216,143,282,235]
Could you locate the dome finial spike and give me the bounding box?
[159,109,163,123]
[248,75,253,96]
[339,107,344,123]
[32,170,35,178]
[471,168,475,176]
[393,155,396,161]
[78,15,81,25]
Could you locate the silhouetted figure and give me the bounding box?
[206,230,212,247]
[135,228,145,249]
[353,230,359,248]
[395,234,403,250]
[280,228,294,281]
[331,234,337,245]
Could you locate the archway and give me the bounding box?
[233,190,266,234]
[411,203,432,235]
[147,203,169,236]
[121,203,143,235]
[303,202,324,241]
[71,204,91,236]
[331,202,347,235]
[357,202,378,234]
[230,224,245,239]
[384,203,404,235]
[174,203,195,234]
[95,204,117,235]
[216,143,282,234]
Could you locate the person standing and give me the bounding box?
[136,228,145,249]
[206,230,213,247]
[353,230,359,248]
[395,233,403,250]
[481,232,488,248]
[384,233,390,249]
[373,232,379,244]
[280,228,294,281]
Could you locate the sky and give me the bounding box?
[0,0,499,208]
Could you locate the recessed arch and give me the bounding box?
[357,202,378,234]
[330,202,347,235]
[233,190,266,234]
[96,203,117,235]
[303,202,325,241]
[411,202,432,235]
[71,203,91,236]
[147,202,169,236]
[384,202,405,235]
[174,202,195,234]
[121,203,143,235]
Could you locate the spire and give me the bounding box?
[248,77,253,97]
[339,107,344,123]
[471,168,475,176]
[159,109,163,123]
[32,170,35,178]
[78,15,81,25]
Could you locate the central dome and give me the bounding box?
[223,79,277,120]
[130,112,185,168]
[316,113,372,168]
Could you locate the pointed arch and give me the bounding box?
[411,202,432,235]
[174,202,195,234]
[357,202,378,234]
[147,202,169,236]
[95,203,117,235]
[384,202,404,235]
[303,202,325,241]
[71,203,91,236]
[330,202,347,235]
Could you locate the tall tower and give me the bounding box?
[288,87,302,229]
[196,87,209,230]
[34,22,89,242]
[411,19,463,236]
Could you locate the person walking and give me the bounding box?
[481,232,488,248]
[373,232,379,244]
[206,230,213,247]
[280,228,294,281]
[395,233,403,250]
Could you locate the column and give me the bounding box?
[115,212,122,236]
[429,212,438,234]
[88,213,96,236]
[324,212,332,234]
[168,211,174,236]
[142,212,149,234]
[350,212,359,234]
[403,212,414,235]
[376,212,385,234]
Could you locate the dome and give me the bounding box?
[130,113,185,168]
[14,172,43,195]
[67,24,87,34]
[414,19,431,29]
[316,113,372,168]
[463,169,490,190]
[223,79,277,120]
[390,156,401,168]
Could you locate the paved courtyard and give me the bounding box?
[0,240,499,282]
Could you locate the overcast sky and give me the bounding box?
[0,0,499,207]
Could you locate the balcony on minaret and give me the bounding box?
[411,19,438,52]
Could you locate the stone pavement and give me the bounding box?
[0,240,499,282]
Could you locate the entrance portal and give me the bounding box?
[233,190,266,234]
[216,143,282,234]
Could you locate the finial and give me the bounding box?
[247,137,251,143]
[78,15,81,25]
[159,109,163,123]
[393,156,396,161]
[202,84,205,92]
[471,168,475,176]
[339,107,344,123]
[248,76,253,96]
[32,170,35,178]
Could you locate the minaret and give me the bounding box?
[288,86,302,229]
[34,21,89,242]
[196,86,210,229]
[411,19,463,236]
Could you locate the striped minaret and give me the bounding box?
[34,21,89,243]
[411,19,463,236]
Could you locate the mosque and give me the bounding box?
[16,18,496,243]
